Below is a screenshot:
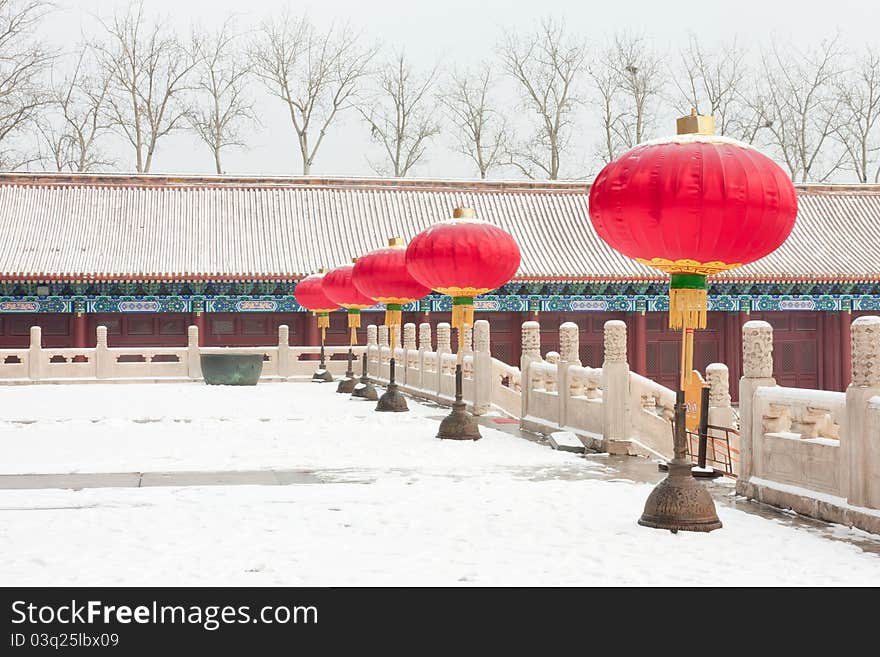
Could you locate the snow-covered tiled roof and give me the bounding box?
[0,173,876,282]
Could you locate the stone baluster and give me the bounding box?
[96,325,110,379]
[602,320,631,454]
[706,363,735,470]
[736,320,776,489]
[417,322,432,389]
[276,324,289,379]
[377,325,390,380]
[472,319,492,415]
[28,325,42,381]
[187,325,202,379]
[403,322,417,383]
[558,321,581,428]
[520,320,542,420]
[366,324,378,376]
[846,316,880,508]
[436,322,451,394]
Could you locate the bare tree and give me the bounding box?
[37,49,114,172]
[835,47,880,183]
[589,50,625,164]
[359,52,441,177]
[0,0,54,169]
[606,32,664,149]
[498,17,587,179]
[750,36,845,182]
[440,64,510,179]
[92,1,198,173]
[190,19,256,174]
[251,13,376,175]
[671,34,767,142]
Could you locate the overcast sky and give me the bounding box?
[38,0,880,179]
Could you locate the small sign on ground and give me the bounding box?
[549,431,585,454]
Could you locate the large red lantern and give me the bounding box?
[294,271,338,338]
[589,124,797,332]
[323,262,375,345]
[353,237,431,339]
[406,207,521,343]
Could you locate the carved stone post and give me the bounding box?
[276,324,289,379]
[462,324,474,355]
[402,322,417,385]
[602,320,631,454]
[558,321,581,427]
[845,316,880,508]
[378,325,390,380]
[472,320,492,415]
[436,322,451,396]
[366,324,378,377]
[28,325,42,381]
[706,362,735,471]
[520,320,542,420]
[187,325,202,380]
[417,322,432,390]
[736,320,776,489]
[95,325,110,380]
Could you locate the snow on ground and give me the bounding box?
[0,382,878,586]
[0,383,581,474]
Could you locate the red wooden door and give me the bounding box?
[751,312,821,389]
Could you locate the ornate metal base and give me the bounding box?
[312,369,333,383]
[352,380,379,401]
[638,461,722,532]
[337,349,356,393]
[376,382,408,412]
[437,400,482,440]
[336,377,356,393]
[351,353,379,401]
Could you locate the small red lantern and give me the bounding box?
[294,271,338,339]
[353,237,431,339]
[323,261,376,345]
[589,118,797,331]
[405,207,520,343]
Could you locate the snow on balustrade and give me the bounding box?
[737,315,880,534]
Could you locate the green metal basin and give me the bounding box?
[200,353,263,385]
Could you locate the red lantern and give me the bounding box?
[294,271,338,341]
[589,130,797,331]
[405,208,520,341]
[353,237,431,335]
[323,262,376,345]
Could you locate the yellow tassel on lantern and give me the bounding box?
[347,309,361,346]
[451,296,475,350]
[316,312,330,329]
[668,274,707,330]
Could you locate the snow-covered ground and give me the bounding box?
[0,382,879,586]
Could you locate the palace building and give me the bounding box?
[0,172,877,397]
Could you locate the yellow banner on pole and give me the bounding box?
[684,369,707,433]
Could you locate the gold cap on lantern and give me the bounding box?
[388,236,405,247]
[676,108,715,136]
[453,207,476,219]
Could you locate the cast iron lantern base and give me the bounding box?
[437,364,481,440]
[337,376,356,393]
[351,354,378,401]
[437,399,481,440]
[376,358,408,412]
[312,345,333,383]
[312,369,333,383]
[376,382,408,412]
[638,460,722,532]
[336,349,356,393]
[639,390,722,533]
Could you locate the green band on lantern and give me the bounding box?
[386,303,402,311]
[452,296,474,306]
[318,311,329,317]
[670,273,707,290]
[348,308,361,315]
